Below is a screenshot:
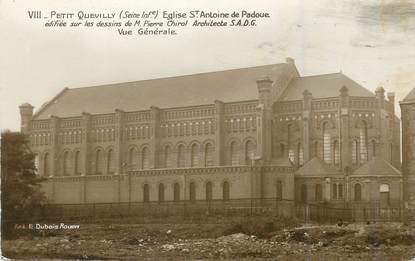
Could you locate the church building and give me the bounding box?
[20,58,402,208]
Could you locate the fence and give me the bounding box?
[28,198,414,224]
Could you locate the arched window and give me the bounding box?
[128,147,137,168]
[143,184,150,202]
[63,151,70,176]
[174,183,180,201]
[315,184,322,201]
[107,149,114,174]
[287,124,295,163]
[333,140,340,165]
[189,182,196,202]
[276,180,283,200]
[158,183,165,202]
[177,144,185,168]
[354,183,362,201]
[95,149,103,174]
[74,151,81,175]
[352,140,358,165]
[204,143,214,167]
[301,184,307,202]
[190,143,199,167]
[230,141,239,166]
[43,153,50,176]
[245,140,255,165]
[206,181,212,201]
[359,121,368,164]
[323,122,331,164]
[164,145,172,168]
[141,147,149,169]
[223,181,230,201]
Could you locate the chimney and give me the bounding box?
[286,57,295,64]
[19,103,34,133]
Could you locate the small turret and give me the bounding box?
[19,103,34,133]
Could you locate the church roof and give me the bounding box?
[296,157,340,176]
[33,64,289,119]
[403,87,415,102]
[279,73,374,101]
[352,157,401,176]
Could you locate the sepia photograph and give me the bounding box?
[1,0,415,260]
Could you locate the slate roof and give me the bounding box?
[403,87,415,101]
[279,73,374,101]
[33,64,289,119]
[32,64,376,119]
[352,157,401,176]
[296,157,341,176]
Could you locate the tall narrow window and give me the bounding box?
[297,143,304,166]
[74,151,81,175]
[287,124,295,163]
[245,140,255,165]
[315,184,322,201]
[164,145,172,168]
[390,143,393,163]
[333,140,340,165]
[371,140,377,158]
[34,154,39,175]
[206,181,212,201]
[332,184,338,199]
[230,141,239,166]
[95,149,103,174]
[43,153,50,176]
[158,183,165,202]
[189,182,196,202]
[128,147,138,169]
[107,149,114,174]
[359,121,368,164]
[223,181,230,201]
[177,144,185,168]
[143,184,150,202]
[190,143,199,167]
[276,181,283,200]
[141,147,149,169]
[380,184,390,205]
[352,140,358,165]
[313,141,319,158]
[338,184,343,199]
[280,143,285,158]
[323,122,331,164]
[204,143,214,167]
[63,151,70,176]
[174,183,180,201]
[354,183,362,201]
[301,184,307,202]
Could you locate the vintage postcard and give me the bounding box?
[1,0,415,260]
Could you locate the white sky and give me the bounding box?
[1,0,414,131]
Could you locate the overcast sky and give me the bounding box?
[1,0,414,131]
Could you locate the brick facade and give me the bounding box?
[20,59,403,207]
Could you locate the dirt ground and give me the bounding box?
[2,218,415,260]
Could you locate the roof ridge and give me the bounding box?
[296,72,342,79]
[68,63,286,91]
